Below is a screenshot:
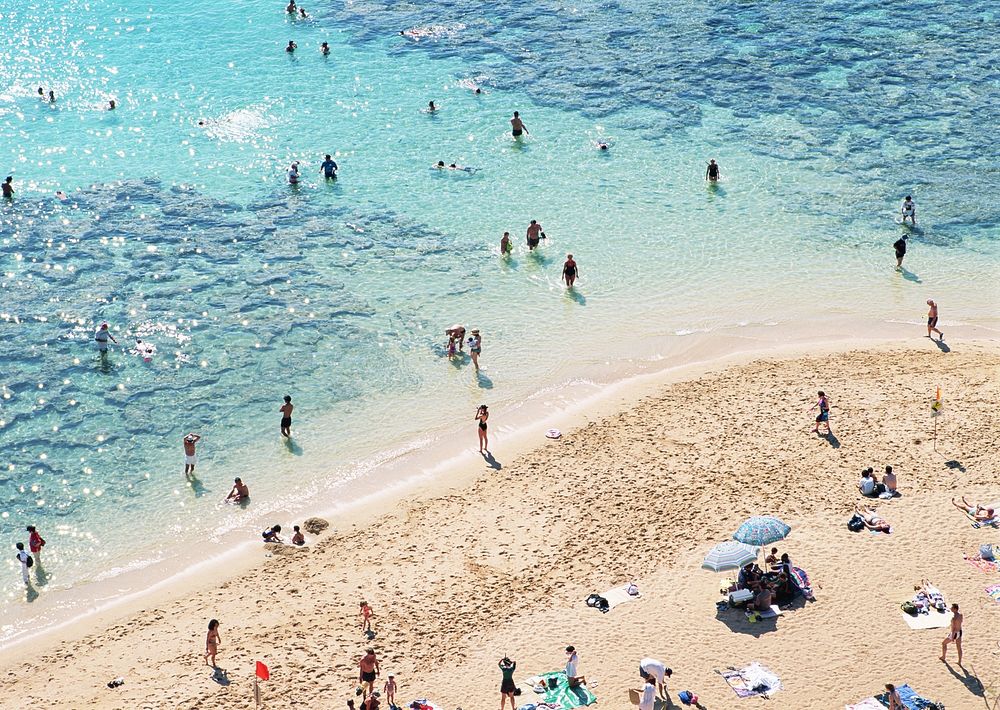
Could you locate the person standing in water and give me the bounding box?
[26,525,45,565]
[705,159,720,182]
[288,162,300,184]
[320,154,338,179]
[901,195,916,225]
[2,176,14,199]
[279,395,294,437]
[526,220,545,250]
[926,299,943,341]
[510,111,528,138]
[225,477,250,503]
[427,100,437,112]
[468,330,482,370]
[94,322,118,355]
[807,391,831,435]
[320,41,330,55]
[286,40,297,53]
[500,231,512,256]
[893,234,908,269]
[563,254,578,287]
[14,543,31,585]
[183,433,201,478]
[475,404,489,453]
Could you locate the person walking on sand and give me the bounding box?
[510,111,528,138]
[941,603,963,664]
[475,404,489,453]
[565,646,587,688]
[499,656,517,710]
[468,329,482,370]
[526,220,545,250]
[926,299,943,341]
[14,543,31,585]
[893,234,908,269]
[225,477,249,503]
[359,648,380,698]
[204,619,221,667]
[279,395,294,437]
[26,525,45,565]
[183,433,201,478]
[562,254,578,288]
[807,391,831,435]
[383,674,397,707]
[901,195,916,225]
[705,159,721,182]
[360,600,374,633]
[95,322,118,355]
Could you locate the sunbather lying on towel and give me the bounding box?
[919,579,947,612]
[951,497,995,521]
[855,505,890,533]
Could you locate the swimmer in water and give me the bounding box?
[286,40,297,53]
[226,477,250,503]
[37,87,44,97]
[299,7,308,18]
[706,159,720,182]
[320,41,330,55]
[596,141,609,151]
[474,87,483,95]
[428,100,437,112]
[108,99,116,110]
[320,154,338,179]
[500,231,512,256]
[286,0,296,12]
[511,111,528,138]
[48,90,55,103]
[434,161,446,169]
[2,176,13,200]
[526,219,545,250]
[562,254,578,287]
[288,162,300,184]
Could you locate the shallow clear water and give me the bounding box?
[1,0,998,634]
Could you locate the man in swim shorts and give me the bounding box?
[226,477,250,503]
[359,648,380,698]
[510,111,528,138]
[526,220,544,250]
[279,395,293,437]
[901,195,916,225]
[320,154,338,179]
[183,433,201,478]
[941,603,963,664]
[500,231,512,256]
[926,299,943,341]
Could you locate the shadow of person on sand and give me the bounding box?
[714,608,779,637]
[283,437,304,456]
[932,338,951,353]
[211,667,230,686]
[942,660,984,697]
[822,431,841,448]
[481,451,502,470]
[25,581,39,603]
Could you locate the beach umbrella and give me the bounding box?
[701,541,760,572]
[733,516,791,547]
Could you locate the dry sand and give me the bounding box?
[2,341,999,709]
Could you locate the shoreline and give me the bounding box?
[2,319,996,660]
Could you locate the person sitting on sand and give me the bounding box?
[951,497,994,521]
[262,525,283,543]
[226,477,249,503]
[291,525,305,545]
[738,562,762,591]
[858,468,876,497]
[754,585,773,611]
[855,504,890,533]
[882,465,897,494]
[764,547,779,570]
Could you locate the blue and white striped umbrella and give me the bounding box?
[733,516,791,547]
[701,541,760,572]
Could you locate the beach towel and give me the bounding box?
[408,702,443,710]
[964,509,998,528]
[964,553,998,573]
[845,698,885,710]
[986,584,1000,602]
[874,683,941,709]
[531,672,596,708]
[900,608,952,630]
[718,663,781,698]
[599,583,640,610]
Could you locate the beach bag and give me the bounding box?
[847,514,864,532]
[981,543,995,561]
[26,555,33,568]
[901,601,918,615]
[678,691,698,706]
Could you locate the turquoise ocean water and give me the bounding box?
[1,0,998,641]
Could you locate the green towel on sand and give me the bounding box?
[536,671,597,708]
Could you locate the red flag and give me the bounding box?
[256,661,270,681]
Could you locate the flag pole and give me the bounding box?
[254,674,260,710]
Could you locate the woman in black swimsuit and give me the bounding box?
[475,404,489,453]
[705,159,720,182]
[562,254,578,288]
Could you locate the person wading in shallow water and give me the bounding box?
[279,395,294,437]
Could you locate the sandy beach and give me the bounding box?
[2,340,999,709]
